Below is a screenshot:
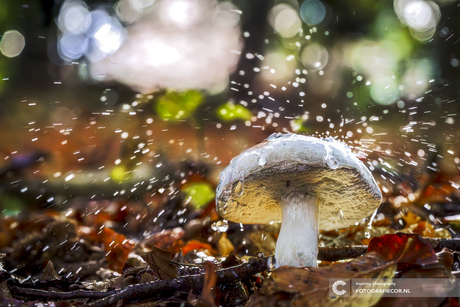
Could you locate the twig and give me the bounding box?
[10,238,460,305]
[317,238,460,262]
[423,237,460,251]
[318,246,368,261]
[10,287,115,300]
[87,255,272,307]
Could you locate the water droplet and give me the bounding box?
[217,199,228,214]
[235,179,244,196]
[324,144,338,169]
[267,255,276,270]
[327,156,338,169]
[257,152,267,166]
[211,220,229,232]
[337,209,344,219]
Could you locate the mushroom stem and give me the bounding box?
[275,194,319,268]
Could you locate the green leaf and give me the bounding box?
[217,102,252,122]
[155,90,203,121]
[182,182,215,209]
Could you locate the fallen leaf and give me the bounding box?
[39,261,59,281]
[143,246,178,280]
[182,240,217,256]
[367,233,437,269]
[248,252,394,307]
[142,228,185,250]
[375,248,454,307]
[99,228,135,273]
[249,233,451,307]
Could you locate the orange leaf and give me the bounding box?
[367,233,436,267]
[181,240,217,256]
[143,228,184,250]
[99,228,135,273]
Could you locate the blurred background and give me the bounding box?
[0,0,459,212]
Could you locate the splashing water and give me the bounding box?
[211,220,229,232]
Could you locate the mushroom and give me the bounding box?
[215,133,382,268]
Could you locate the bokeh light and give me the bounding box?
[115,0,155,23]
[268,4,302,38]
[370,76,400,105]
[57,2,125,63]
[394,0,440,41]
[57,1,91,34]
[260,51,297,82]
[160,0,211,28]
[0,30,25,58]
[404,1,433,30]
[90,0,242,93]
[401,58,434,100]
[115,0,142,24]
[299,0,327,26]
[301,43,329,71]
[91,13,124,54]
[58,33,88,60]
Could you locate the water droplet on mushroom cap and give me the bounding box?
[324,144,338,169]
[337,209,344,219]
[257,153,267,166]
[235,178,244,196]
[327,156,338,169]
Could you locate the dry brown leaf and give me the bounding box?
[375,249,454,307]
[248,252,395,307]
[143,246,178,280]
[248,234,453,307]
[39,261,59,281]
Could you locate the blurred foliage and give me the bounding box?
[154,90,203,122]
[217,102,252,122]
[182,182,215,209]
[0,192,24,216]
[110,165,127,183]
[290,116,311,133]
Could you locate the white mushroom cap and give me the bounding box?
[216,133,382,231]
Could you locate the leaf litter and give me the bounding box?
[1,155,460,307]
